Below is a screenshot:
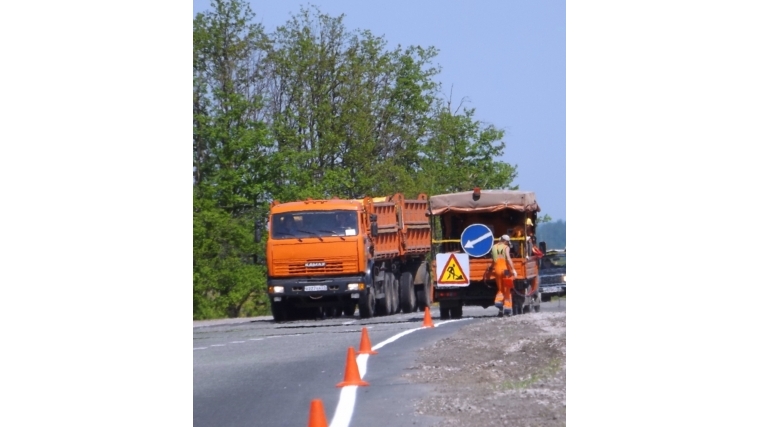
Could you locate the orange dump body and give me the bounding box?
[368,193,431,260]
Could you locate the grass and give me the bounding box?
[500,357,564,390]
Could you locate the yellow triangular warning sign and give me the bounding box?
[438,254,469,284]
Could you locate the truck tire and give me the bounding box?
[451,304,463,319]
[541,293,552,303]
[391,276,400,314]
[343,302,357,317]
[376,272,393,316]
[512,291,525,315]
[415,270,431,311]
[271,302,287,322]
[359,287,376,319]
[440,306,451,320]
[399,271,416,313]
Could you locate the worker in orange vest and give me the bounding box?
[491,235,518,317]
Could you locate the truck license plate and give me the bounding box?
[543,286,560,293]
[304,285,327,291]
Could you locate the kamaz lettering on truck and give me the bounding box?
[266,194,432,321]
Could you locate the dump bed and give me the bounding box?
[367,193,431,260]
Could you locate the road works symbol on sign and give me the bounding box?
[437,253,469,285]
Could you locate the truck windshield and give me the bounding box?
[540,252,566,270]
[271,210,359,239]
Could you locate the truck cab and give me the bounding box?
[267,200,372,321]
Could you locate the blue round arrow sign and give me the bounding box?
[460,223,494,257]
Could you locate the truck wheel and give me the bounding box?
[343,302,357,317]
[271,302,286,322]
[400,271,416,313]
[391,276,400,314]
[512,292,525,315]
[440,306,451,320]
[451,305,463,319]
[386,272,398,314]
[415,270,431,311]
[541,293,551,303]
[359,287,376,319]
[376,273,393,316]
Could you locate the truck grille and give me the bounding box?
[273,256,359,276]
[540,274,564,285]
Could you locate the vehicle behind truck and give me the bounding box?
[266,194,432,321]
[428,189,543,319]
[539,249,566,301]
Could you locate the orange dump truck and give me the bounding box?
[266,194,432,321]
[428,189,542,319]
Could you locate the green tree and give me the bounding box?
[262,6,440,201]
[417,101,518,195]
[193,0,272,319]
[537,219,566,250]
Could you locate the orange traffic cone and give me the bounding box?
[307,399,328,427]
[336,347,369,387]
[422,306,435,328]
[357,327,378,355]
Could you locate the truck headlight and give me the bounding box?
[561,275,566,283]
[269,286,284,294]
[348,283,360,291]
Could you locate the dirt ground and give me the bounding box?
[404,310,566,427]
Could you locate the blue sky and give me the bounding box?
[193,0,566,221]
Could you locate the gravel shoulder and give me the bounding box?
[406,310,566,427]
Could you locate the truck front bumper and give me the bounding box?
[539,273,565,296]
[267,275,369,305]
[538,285,564,296]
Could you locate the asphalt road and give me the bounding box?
[193,301,567,427]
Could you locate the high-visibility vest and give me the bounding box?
[492,243,508,261]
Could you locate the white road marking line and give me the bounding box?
[329,317,470,427]
[356,354,369,383]
[193,347,207,350]
[371,328,422,352]
[210,344,225,347]
[268,334,304,338]
[329,386,357,427]
[231,341,246,344]
[249,338,264,341]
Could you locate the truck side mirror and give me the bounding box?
[539,241,547,254]
[369,214,378,222]
[371,222,379,237]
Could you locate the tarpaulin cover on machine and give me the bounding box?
[428,190,540,215]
